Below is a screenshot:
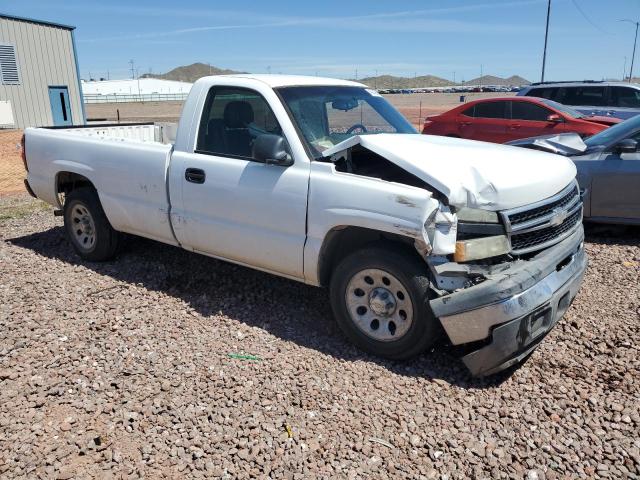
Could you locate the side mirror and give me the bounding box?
[252,134,293,166]
[547,114,563,123]
[615,138,638,153]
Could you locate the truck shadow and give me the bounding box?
[9,226,520,390]
[584,223,640,247]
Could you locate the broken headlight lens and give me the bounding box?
[456,207,499,224]
[454,235,510,262]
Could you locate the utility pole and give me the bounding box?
[624,56,628,81]
[480,64,483,87]
[453,71,456,84]
[541,0,551,82]
[621,20,640,82]
[129,59,135,80]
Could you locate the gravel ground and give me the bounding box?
[1,195,639,479]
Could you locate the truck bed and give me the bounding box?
[47,122,178,145]
[25,125,177,245]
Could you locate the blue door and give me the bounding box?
[48,86,72,126]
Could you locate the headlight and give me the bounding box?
[454,235,510,262]
[456,207,499,224]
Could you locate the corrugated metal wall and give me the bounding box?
[0,17,83,128]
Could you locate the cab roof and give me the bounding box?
[198,74,366,89]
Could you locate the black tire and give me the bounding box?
[329,244,439,360]
[63,187,119,261]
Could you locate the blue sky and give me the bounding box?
[4,0,640,82]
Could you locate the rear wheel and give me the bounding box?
[63,187,119,261]
[329,245,439,360]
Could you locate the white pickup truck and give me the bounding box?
[23,74,587,376]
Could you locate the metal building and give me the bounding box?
[0,13,85,129]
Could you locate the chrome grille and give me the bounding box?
[502,182,582,255]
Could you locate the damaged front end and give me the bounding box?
[419,186,587,377]
[318,135,587,376]
[415,198,587,377]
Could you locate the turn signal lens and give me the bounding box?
[454,235,510,262]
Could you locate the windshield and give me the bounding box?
[539,98,584,118]
[277,85,416,157]
[584,114,640,147]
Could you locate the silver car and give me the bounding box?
[508,116,640,225]
[517,81,640,120]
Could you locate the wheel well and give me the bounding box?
[317,226,419,287]
[56,172,95,197]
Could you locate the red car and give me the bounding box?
[422,96,620,143]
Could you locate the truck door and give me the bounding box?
[171,86,309,279]
[48,86,72,126]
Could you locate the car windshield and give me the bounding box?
[584,114,640,147]
[277,85,416,157]
[539,99,584,118]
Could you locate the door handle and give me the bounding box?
[459,122,471,127]
[185,168,206,184]
[509,124,521,130]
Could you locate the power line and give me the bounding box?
[570,0,610,34]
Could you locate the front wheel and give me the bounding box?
[63,187,119,261]
[329,245,440,360]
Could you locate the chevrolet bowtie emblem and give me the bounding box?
[549,207,568,227]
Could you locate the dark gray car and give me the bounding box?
[508,116,640,225]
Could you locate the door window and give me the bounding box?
[526,87,558,101]
[511,102,553,121]
[471,101,507,119]
[559,86,607,106]
[461,106,475,117]
[610,87,640,108]
[196,87,284,159]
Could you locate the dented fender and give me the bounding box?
[303,161,458,285]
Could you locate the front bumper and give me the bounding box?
[431,226,587,377]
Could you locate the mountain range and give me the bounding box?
[142,63,531,87]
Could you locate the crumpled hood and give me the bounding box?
[322,134,577,211]
[507,133,588,156]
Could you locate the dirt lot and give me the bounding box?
[0,130,25,195]
[86,101,186,124]
[0,194,639,479]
